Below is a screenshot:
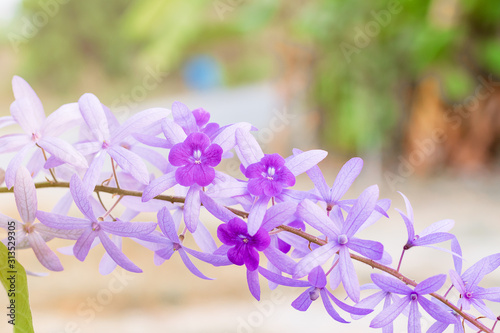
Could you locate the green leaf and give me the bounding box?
[0,242,34,333]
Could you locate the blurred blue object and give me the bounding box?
[183,55,223,90]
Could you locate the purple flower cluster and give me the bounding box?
[1,76,499,332]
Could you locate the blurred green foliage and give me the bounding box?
[10,0,500,153]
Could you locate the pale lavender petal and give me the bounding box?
[358,198,391,232]
[184,185,201,232]
[184,247,232,266]
[297,199,340,238]
[111,108,168,144]
[38,136,88,168]
[418,296,456,323]
[328,289,373,316]
[261,202,297,231]
[371,274,413,295]
[14,166,37,224]
[172,101,197,134]
[28,232,63,271]
[344,185,378,238]
[157,207,180,242]
[408,300,421,333]
[161,118,187,146]
[0,213,20,230]
[99,232,141,273]
[191,221,217,253]
[99,221,157,237]
[420,219,454,238]
[427,321,448,333]
[42,103,82,137]
[351,291,386,319]
[305,165,330,201]
[0,116,16,129]
[235,128,264,167]
[285,149,327,176]
[330,157,363,202]
[294,242,338,278]
[398,191,414,222]
[348,238,383,260]
[36,224,83,240]
[263,246,295,275]
[130,145,169,173]
[308,266,327,288]
[247,196,269,236]
[5,144,33,189]
[178,248,213,280]
[396,208,415,243]
[0,134,31,154]
[11,79,45,133]
[471,298,496,319]
[212,122,252,153]
[291,290,313,311]
[82,150,107,195]
[36,211,89,230]
[107,146,149,185]
[370,296,410,328]
[413,232,454,246]
[317,289,348,323]
[328,256,341,290]
[462,253,500,288]
[339,246,360,302]
[78,93,110,141]
[414,274,446,295]
[26,148,44,177]
[74,228,98,261]
[133,133,170,148]
[451,237,463,275]
[247,268,261,300]
[141,171,177,202]
[99,237,119,276]
[156,246,175,261]
[258,266,310,287]
[70,174,96,221]
[199,191,237,223]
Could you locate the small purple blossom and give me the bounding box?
[169,132,222,187]
[370,274,456,332]
[245,153,295,197]
[217,217,271,271]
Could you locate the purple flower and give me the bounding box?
[448,253,500,319]
[370,274,456,332]
[0,167,79,271]
[37,175,157,273]
[259,266,372,323]
[294,185,383,302]
[245,153,295,197]
[1,76,87,188]
[168,132,222,187]
[217,217,271,271]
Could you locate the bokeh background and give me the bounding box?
[0,0,500,332]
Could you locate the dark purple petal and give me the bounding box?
[185,131,211,151]
[251,227,271,251]
[247,178,266,196]
[277,238,291,253]
[262,179,283,197]
[243,246,260,271]
[245,162,266,179]
[227,243,245,265]
[192,164,216,187]
[201,144,222,167]
[192,107,210,127]
[168,142,191,166]
[274,166,295,187]
[175,164,195,186]
[262,153,285,168]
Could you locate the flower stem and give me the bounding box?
[396,249,405,272]
[37,145,58,183]
[111,157,120,190]
[101,195,123,219]
[0,181,494,333]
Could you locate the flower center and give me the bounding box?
[91,222,101,231]
[309,287,321,301]
[173,243,182,251]
[338,234,348,245]
[239,234,249,244]
[410,292,418,301]
[193,149,202,164]
[31,132,40,142]
[22,223,34,234]
[465,291,473,299]
[102,141,110,149]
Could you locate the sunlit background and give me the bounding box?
[1,0,500,332]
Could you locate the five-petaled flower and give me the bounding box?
[217,217,270,271]
[169,132,223,187]
[245,153,295,197]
